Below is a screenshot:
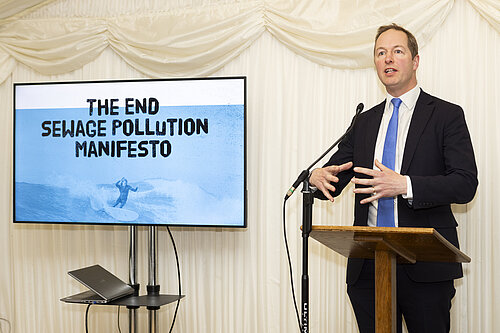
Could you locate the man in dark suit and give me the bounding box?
[309,24,478,333]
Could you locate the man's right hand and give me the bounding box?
[309,162,353,202]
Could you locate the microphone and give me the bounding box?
[284,103,364,200]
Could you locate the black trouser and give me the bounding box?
[347,260,456,333]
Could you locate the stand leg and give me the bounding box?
[301,234,309,332]
[301,186,313,333]
[128,226,138,333]
[148,226,159,333]
[129,308,137,333]
[375,250,396,333]
[149,311,157,333]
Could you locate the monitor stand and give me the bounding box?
[61,227,183,332]
[127,225,184,333]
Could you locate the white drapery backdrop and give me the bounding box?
[0,0,499,332]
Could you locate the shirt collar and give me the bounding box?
[385,85,421,111]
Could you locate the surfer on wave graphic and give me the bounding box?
[113,177,138,208]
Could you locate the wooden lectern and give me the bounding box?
[309,226,470,333]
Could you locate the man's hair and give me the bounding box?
[375,23,418,59]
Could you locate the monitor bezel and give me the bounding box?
[13,76,247,228]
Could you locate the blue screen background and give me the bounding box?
[14,105,245,226]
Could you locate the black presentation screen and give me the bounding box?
[14,77,247,227]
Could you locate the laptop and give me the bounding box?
[61,264,134,304]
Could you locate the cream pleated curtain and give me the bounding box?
[0,0,499,332]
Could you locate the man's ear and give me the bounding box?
[413,54,420,71]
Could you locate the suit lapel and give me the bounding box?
[361,101,385,168]
[401,90,435,174]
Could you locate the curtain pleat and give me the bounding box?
[467,0,500,32]
[0,0,497,81]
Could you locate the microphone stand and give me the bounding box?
[300,179,313,332]
[284,103,363,333]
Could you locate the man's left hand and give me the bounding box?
[351,159,407,204]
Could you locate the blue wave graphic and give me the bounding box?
[15,178,243,226]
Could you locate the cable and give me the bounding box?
[283,199,302,332]
[0,317,12,333]
[85,304,92,333]
[116,306,122,333]
[166,226,182,333]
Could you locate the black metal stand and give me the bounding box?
[301,180,314,333]
[62,227,184,331]
[128,226,139,333]
[129,225,183,333]
[284,103,364,332]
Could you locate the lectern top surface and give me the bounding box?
[309,225,470,264]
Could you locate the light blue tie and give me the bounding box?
[376,98,402,227]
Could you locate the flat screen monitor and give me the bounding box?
[13,77,247,227]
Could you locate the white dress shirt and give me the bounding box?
[367,85,420,227]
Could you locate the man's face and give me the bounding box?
[374,29,419,97]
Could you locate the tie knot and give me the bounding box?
[391,98,402,110]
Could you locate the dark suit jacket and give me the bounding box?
[318,89,478,284]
